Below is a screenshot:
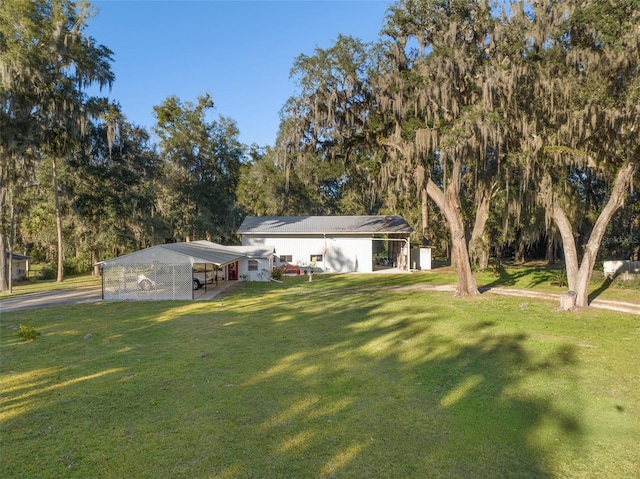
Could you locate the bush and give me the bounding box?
[271,267,284,281]
[549,269,568,288]
[38,264,56,280]
[18,324,41,341]
[64,257,91,275]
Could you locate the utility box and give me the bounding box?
[411,247,432,270]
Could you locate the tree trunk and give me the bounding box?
[93,248,101,276]
[573,161,636,307]
[52,156,64,282]
[552,161,637,308]
[515,235,526,264]
[426,174,479,296]
[0,168,8,292]
[0,232,7,292]
[545,231,557,265]
[421,187,429,245]
[469,182,493,270]
[552,205,580,292]
[7,198,15,294]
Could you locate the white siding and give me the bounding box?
[11,260,28,281]
[242,234,373,273]
[410,247,432,270]
[238,257,273,281]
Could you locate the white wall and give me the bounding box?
[12,260,28,281]
[242,234,373,273]
[410,247,432,270]
[238,257,273,281]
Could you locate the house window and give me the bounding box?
[310,254,323,263]
[248,260,259,271]
[279,255,292,263]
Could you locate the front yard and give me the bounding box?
[1,273,638,478]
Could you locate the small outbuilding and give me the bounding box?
[97,240,274,301]
[237,215,414,274]
[7,253,30,281]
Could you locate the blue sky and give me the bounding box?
[87,1,394,148]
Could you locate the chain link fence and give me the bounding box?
[102,263,193,301]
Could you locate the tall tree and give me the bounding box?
[285,35,387,215]
[0,0,113,287]
[153,95,245,243]
[236,144,336,216]
[508,0,640,307]
[68,112,164,268]
[286,10,507,296]
[370,0,505,295]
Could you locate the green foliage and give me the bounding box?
[63,257,91,275]
[549,269,568,288]
[271,267,284,281]
[153,94,244,243]
[37,264,56,280]
[1,0,114,285]
[17,324,41,341]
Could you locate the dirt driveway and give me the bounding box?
[391,284,640,316]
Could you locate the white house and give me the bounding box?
[237,216,414,274]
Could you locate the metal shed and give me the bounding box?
[97,241,246,301]
[7,253,30,281]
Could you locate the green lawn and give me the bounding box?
[0,271,101,298]
[1,274,638,478]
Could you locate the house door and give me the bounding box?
[227,261,238,281]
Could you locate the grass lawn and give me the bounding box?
[1,274,638,478]
[0,271,101,298]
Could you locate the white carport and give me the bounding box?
[97,241,246,301]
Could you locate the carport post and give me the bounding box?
[405,237,410,271]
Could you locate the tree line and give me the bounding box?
[2,0,638,307]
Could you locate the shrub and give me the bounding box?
[18,324,41,341]
[550,269,568,288]
[38,264,56,280]
[271,267,284,281]
[64,257,91,275]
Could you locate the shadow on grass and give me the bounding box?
[231,298,580,478]
[479,263,566,291]
[588,275,615,303]
[1,278,587,478]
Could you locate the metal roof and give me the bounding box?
[189,241,275,258]
[6,253,31,261]
[237,216,413,235]
[96,241,273,267]
[160,242,246,265]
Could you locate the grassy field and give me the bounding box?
[0,271,101,297]
[1,273,638,478]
